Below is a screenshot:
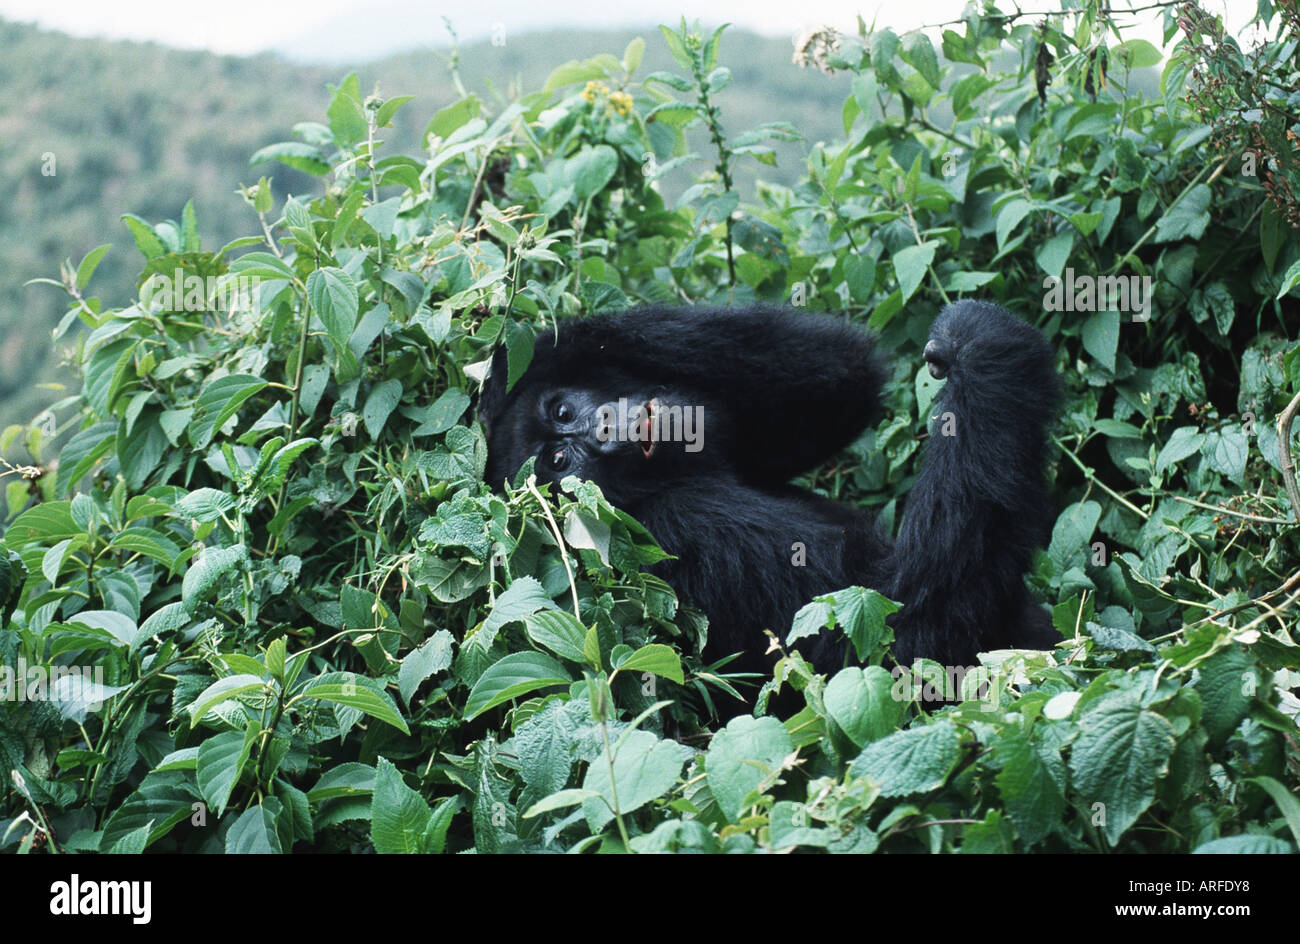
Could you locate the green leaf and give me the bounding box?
[1201,427,1249,484]
[371,757,434,853]
[1048,500,1101,571]
[196,727,257,816]
[901,32,941,87]
[1155,426,1205,475]
[410,388,470,436]
[76,243,113,291]
[187,674,267,726]
[397,630,456,705]
[307,267,360,352]
[4,501,79,546]
[249,142,330,176]
[42,536,84,584]
[1190,647,1254,744]
[1247,777,1300,847]
[824,666,903,748]
[327,72,367,146]
[566,145,619,200]
[101,770,196,850]
[1069,689,1176,845]
[582,729,685,830]
[182,544,248,612]
[484,576,555,637]
[1154,184,1212,243]
[623,37,645,74]
[189,374,268,449]
[110,527,181,569]
[1081,309,1120,371]
[1111,38,1162,69]
[658,24,694,69]
[176,487,237,523]
[524,788,602,818]
[375,95,414,128]
[297,675,411,734]
[992,729,1067,846]
[1193,835,1294,854]
[307,763,376,802]
[995,199,1032,250]
[463,652,572,720]
[892,241,937,304]
[849,721,962,796]
[363,379,403,438]
[121,214,165,259]
[706,716,793,823]
[614,644,684,684]
[523,609,590,664]
[225,803,283,853]
[515,702,578,796]
[55,422,117,496]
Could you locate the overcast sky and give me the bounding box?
[0,0,1259,61]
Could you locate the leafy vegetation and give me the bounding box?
[0,18,845,427]
[2,3,1298,854]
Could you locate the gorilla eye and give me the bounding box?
[552,401,573,423]
[548,448,569,471]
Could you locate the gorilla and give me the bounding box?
[479,300,1061,682]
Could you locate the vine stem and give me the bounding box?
[524,475,581,620]
[1053,437,1149,520]
[599,718,632,850]
[270,283,314,555]
[1170,494,1292,525]
[1277,389,1300,521]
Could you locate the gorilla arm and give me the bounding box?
[888,301,1062,666]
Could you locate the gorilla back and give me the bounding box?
[478,301,1060,682]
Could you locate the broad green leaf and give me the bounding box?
[187,674,268,726]
[363,379,403,439]
[182,544,248,611]
[297,675,411,734]
[1069,689,1177,845]
[849,721,963,796]
[824,666,903,748]
[582,728,685,830]
[1155,426,1205,475]
[307,267,360,352]
[706,716,793,823]
[397,630,456,705]
[523,609,590,664]
[566,145,619,200]
[463,652,572,720]
[189,374,268,449]
[196,727,257,816]
[1082,309,1120,371]
[371,757,434,854]
[614,644,684,684]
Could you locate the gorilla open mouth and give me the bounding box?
[638,398,658,459]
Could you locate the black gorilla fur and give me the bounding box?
[479,301,1061,679]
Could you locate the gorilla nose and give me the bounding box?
[924,339,949,379]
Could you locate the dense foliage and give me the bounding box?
[2,2,1298,854]
[0,19,841,425]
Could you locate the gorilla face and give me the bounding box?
[484,384,683,506]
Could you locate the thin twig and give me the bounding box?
[525,475,582,620]
[1170,494,1293,525]
[1277,389,1300,521]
